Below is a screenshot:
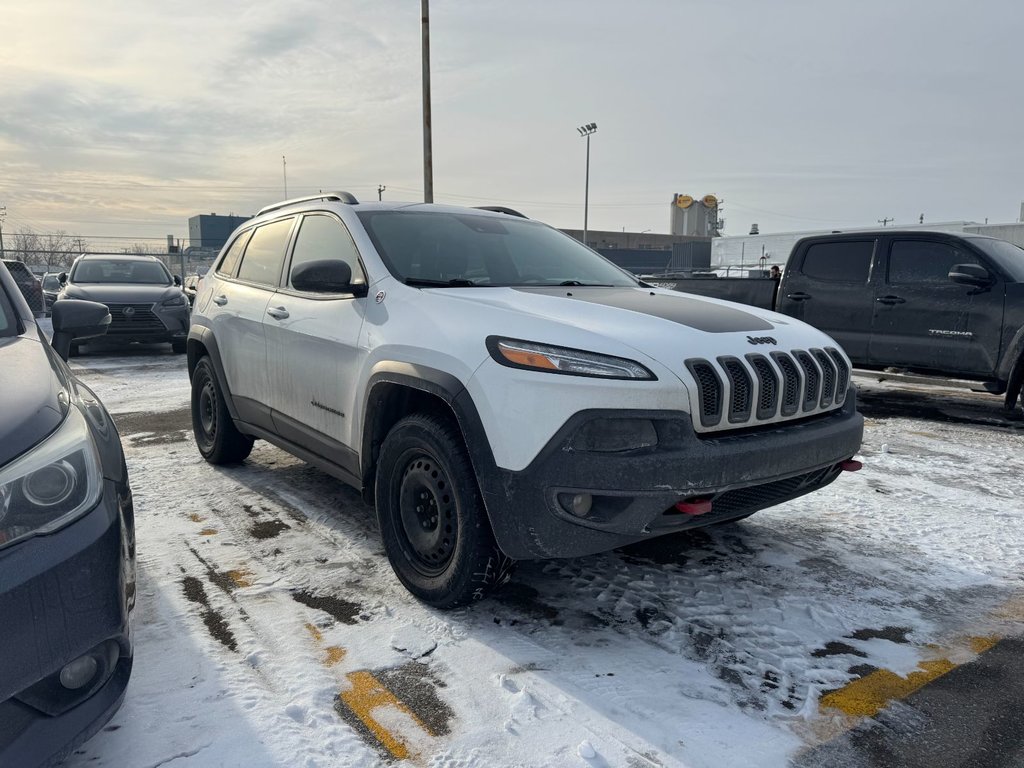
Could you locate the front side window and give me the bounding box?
[236,218,295,287]
[888,240,977,284]
[356,211,637,287]
[288,215,365,289]
[70,259,172,285]
[800,241,874,283]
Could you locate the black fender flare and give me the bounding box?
[360,361,503,518]
[186,324,240,421]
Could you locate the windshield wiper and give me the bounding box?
[557,280,614,287]
[404,277,479,287]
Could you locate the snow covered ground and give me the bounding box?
[59,345,1024,768]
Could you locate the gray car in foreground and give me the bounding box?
[58,254,189,354]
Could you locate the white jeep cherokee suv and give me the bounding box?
[188,192,863,607]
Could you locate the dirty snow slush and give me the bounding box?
[62,356,1024,768]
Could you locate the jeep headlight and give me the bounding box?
[0,408,103,549]
[487,337,655,380]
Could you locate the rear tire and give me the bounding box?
[375,413,514,608]
[191,356,254,464]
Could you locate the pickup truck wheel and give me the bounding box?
[376,414,514,608]
[191,357,254,464]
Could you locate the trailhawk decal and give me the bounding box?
[515,287,774,333]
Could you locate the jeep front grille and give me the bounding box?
[685,347,849,432]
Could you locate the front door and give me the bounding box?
[262,213,369,466]
[869,236,1004,376]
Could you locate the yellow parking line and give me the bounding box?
[820,634,999,718]
[340,671,427,760]
[304,621,427,758]
[226,569,253,588]
[820,658,956,718]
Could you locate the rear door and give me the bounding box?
[776,238,877,361]
[869,235,1004,375]
[204,217,296,425]
[262,212,369,463]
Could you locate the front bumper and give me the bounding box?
[0,480,135,767]
[473,388,864,559]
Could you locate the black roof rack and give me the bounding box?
[474,206,528,219]
[257,191,359,216]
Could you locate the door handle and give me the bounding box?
[786,292,812,301]
[875,295,906,305]
[266,306,290,320]
[213,294,228,306]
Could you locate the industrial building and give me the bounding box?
[188,213,252,250]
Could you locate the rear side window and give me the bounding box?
[888,240,978,284]
[288,214,365,289]
[216,229,254,277]
[800,241,874,283]
[236,218,295,286]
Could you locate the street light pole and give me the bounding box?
[421,0,434,203]
[577,123,597,246]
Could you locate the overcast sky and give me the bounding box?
[1,0,1021,247]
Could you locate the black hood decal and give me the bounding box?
[514,287,774,333]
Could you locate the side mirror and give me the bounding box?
[58,272,68,285]
[948,263,992,287]
[51,300,111,361]
[173,275,182,286]
[291,259,366,295]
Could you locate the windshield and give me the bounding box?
[70,258,172,285]
[42,275,60,290]
[356,211,639,288]
[968,237,1024,282]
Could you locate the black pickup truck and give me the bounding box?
[658,230,1024,413]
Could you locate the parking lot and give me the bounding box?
[60,344,1023,768]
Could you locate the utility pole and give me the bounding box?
[282,156,288,198]
[0,206,6,259]
[878,217,893,227]
[421,0,433,203]
[378,184,386,201]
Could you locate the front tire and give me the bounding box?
[172,340,187,354]
[191,356,254,464]
[375,414,514,608]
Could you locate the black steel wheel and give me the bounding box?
[375,413,514,608]
[191,356,254,464]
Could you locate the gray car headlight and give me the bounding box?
[0,407,103,549]
[486,337,656,380]
[161,294,187,307]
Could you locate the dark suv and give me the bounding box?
[1,259,43,316]
[0,262,135,766]
[59,254,189,354]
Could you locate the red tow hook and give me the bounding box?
[675,497,713,516]
[840,459,863,472]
